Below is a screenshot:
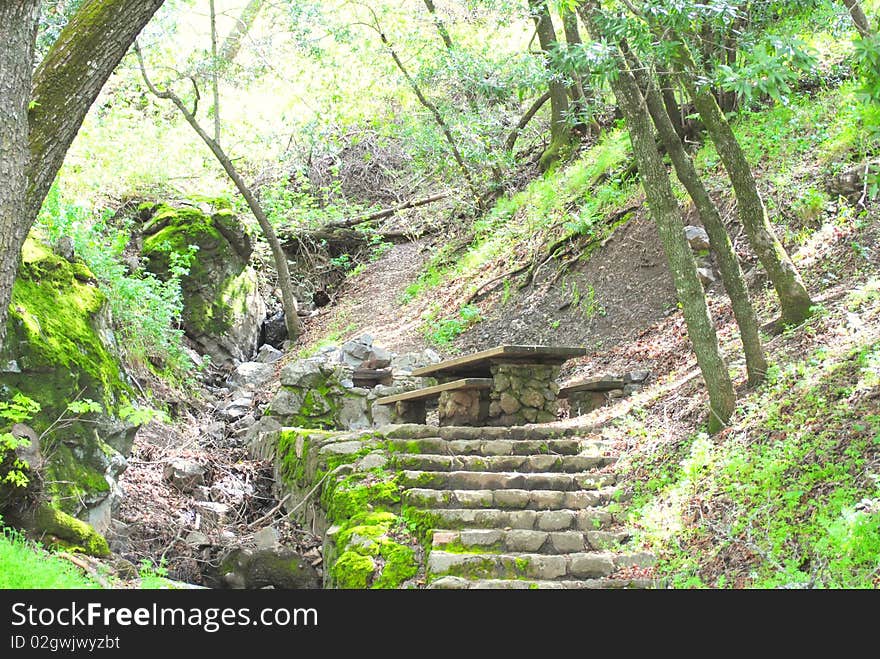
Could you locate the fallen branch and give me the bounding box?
[57,552,112,589]
[324,192,448,229]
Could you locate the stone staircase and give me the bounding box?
[389,426,659,589]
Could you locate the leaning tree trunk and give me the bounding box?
[529,0,571,170]
[0,1,41,354]
[0,0,167,354]
[624,46,768,386]
[27,0,167,225]
[219,0,264,63]
[578,3,735,430]
[674,43,813,326]
[136,48,301,340]
[841,0,873,37]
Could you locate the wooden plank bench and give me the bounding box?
[376,378,493,425]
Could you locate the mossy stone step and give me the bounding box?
[431,528,628,554]
[426,550,655,581]
[399,470,617,491]
[402,487,627,511]
[394,454,615,473]
[427,576,660,589]
[383,424,597,441]
[413,507,616,531]
[386,437,611,456]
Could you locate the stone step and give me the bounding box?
[431,528,632,554]
[394,453,616,473]
[399,470,617,492]
[414,507,617,531]
[402,487,628,511]
[384,424,596,442]
[426,550,655,581]
[427,576,659,589]
[386,437,613,457]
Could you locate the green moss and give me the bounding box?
[331,551,375,588]
[401,506,444,546]
[33,504,109,557]
[323,472,401,520]
[373,541,417,589]
[4,236,127,415]
[43,443,110,515]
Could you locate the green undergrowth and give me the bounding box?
[399,129,636,308]
[621,316,880,588]
[0,525,102,589]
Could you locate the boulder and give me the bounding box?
[163,459,206,492]
[1,236,136,524]
[228,361,275,389]
[261,311,288,350]
[256,344,284,364]
[140,202,267,365]
[684,225,711,251]
[212,547,321,590]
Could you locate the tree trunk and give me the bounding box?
[658,71,686,141]
[136,48,301,340]
[27,0,167,225]
[561,7,588,126]
[0,1,41,355]
[422,0,454,50]
[373,22,479,202]
[505,91,551,151]
[529,0,571,170]
[219,0,264,63]
[210,0,221,144]
[578,3,735,430]
[675,44,813,326]
[623,46,768,386]
[842,0,873,37]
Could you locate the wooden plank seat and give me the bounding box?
[558,376,625,398]
[376,378,493,405]
[376,378,493,426]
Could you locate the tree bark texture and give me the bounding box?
[578,3,735,429]
[623,46,768,385]
[27,0,166,225]
[219,0,264,62]
[529,0,571,169]
[841,0,873,37]
[0,1,41,354]
[675,44,813,325]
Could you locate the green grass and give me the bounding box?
[0,527,102,589]
[625,335,880,589]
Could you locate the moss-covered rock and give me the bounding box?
[140,202,266,364]
[1,235,134,526]
[266,427,423,589]
[33,503,110,557]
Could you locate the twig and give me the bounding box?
[57,553,112,589]
[246,492,293,529]
[246,465,348,530]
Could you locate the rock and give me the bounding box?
[266,388,304,417]
[520,388,545,408]
[141,203,266,364]
[698,267,717,286]
[356,452,388,470]
[1,236,139,523]
[228,362,275,389]
[221,397,252,420]
[684,225,711,251]
[54,236,76,261]
[262,311,288,350]
[185,531,211,547]
[256,344,284,364]
[338,394,370,430]
[212,548,321,590]
[194,501,230,530]
[253,527,280,550]
[624,370,650,384]
[364,345,392,369]
[341,334,374,367]
[279,359,325,388]
[163,459,206,492]
[499,393,521,415]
